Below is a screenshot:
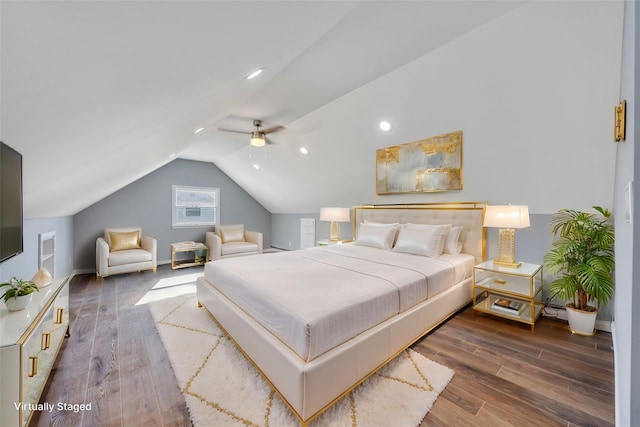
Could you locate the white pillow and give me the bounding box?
[363,221,400,245]
[406,223,452,253]
[355,223,398,250]
[443,226,463,255]
[392,224,450,258]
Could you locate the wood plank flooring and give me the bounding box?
[32,265,614,426]
[418,308,614,426]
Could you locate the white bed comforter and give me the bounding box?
[204,244,474,361]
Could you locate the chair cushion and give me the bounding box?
[221,241,258,256]
[109,248,152,267]
[219,225,245,243]
[109,230,141,251]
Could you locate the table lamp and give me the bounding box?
[319,207,350,241]
[483,205,530,268]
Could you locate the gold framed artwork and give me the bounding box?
[376,130,463,194]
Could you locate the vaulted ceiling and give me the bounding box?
[1,1,525,218]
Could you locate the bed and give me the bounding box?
[196,202,486,425]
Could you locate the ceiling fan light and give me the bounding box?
[250,131,266,147]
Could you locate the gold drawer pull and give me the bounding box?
[493,278,507,285]
[28,356,38,377]
[55,307,64,324]
[41,332,51,350]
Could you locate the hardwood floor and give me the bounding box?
[418,308,614,426]
[32,266,614,426]
[32,266,191,427]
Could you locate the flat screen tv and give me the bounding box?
[0,141,23,263]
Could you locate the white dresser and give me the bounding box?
[0,276,70,427]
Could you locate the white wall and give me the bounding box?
[0,2,75,284]
[0,217,74,283]
[229,1,623,216]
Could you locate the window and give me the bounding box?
[172,185,220,227]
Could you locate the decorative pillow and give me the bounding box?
[443,226,464,255]
[219,226,245,243]
[392,224,450,258]
[355,223,398,250]
[109,230,141,252]
[406,223,452,253]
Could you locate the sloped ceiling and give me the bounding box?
[0,1,525,218]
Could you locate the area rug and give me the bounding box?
[147,293,454,427]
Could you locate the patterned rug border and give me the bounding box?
[148,293,454,427]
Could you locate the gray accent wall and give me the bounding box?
[73,159,271,270]
[271,213,353,250]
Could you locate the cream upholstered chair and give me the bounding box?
[205,224,263,261]
[96,227,157,277]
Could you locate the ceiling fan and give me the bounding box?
[218,119,285,147]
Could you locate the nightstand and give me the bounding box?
[472,260,544,331]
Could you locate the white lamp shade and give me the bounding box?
[319,207,350,222]
[483,205,530,229]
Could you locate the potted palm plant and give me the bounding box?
[543,206,615,335]
[0,277,40,312]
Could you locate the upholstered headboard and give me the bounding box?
[353,202,487,263]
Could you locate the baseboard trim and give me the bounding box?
[542,306,611,332]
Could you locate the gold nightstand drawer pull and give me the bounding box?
[55,307,64,324]
[28,356,38,377]
[493,278,507,285]
[41,332,51,350]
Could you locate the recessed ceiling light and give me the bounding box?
[246,68,264,80]
[169,153,177,159]
[379,121,392,131]
[194,127,204,134]
[300,147,308,155]
[253,164,260,170]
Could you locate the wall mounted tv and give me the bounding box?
[0,141,23,263]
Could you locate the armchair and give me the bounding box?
[96,227,157,277]
[205,224,263,261]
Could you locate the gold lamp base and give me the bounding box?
[493,228,521,268]
[329,221,341,241]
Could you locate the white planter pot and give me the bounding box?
[566,304,597,336]
[5,293,33,312]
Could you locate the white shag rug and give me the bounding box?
[147,293,454,427]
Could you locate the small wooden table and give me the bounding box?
[171,241,208,270]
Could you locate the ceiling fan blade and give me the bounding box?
[262,125,285,135]
[218,128,251,135]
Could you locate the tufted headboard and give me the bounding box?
[353,202,487,264]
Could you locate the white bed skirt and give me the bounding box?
[196,275,473,424]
